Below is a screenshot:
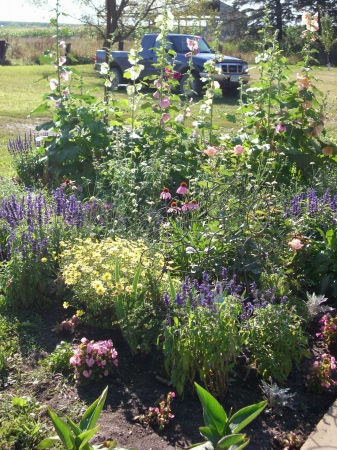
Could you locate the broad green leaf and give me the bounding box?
[37,436,61,449]
[228,400,266,434]
[195,383,227,437]
[67,417,82,436]
[227,439,250,450]
[216,433,246,449]
[48,409,74,449]
[79,426,100,448]
[199,426,217,444]
[80,386,108,431]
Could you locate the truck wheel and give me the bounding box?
[109,67,122,89]
[180,73,202,97]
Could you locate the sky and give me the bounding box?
[0,0,84,24]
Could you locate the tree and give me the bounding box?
[231,0,295,41]
[295,0,337,30]
[319,12,337,68]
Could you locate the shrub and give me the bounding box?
[60,236,168,328]
[136,391,175,430]
[316,314,337,352]
[245,303,308,383]
[70,338,118,383]
[43,341,73,374]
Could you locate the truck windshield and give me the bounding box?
[169,36,212,54]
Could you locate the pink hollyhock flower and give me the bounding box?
[86,343,93,353]
[276,123,286,133]
[175,113,184,123]
[55,99,61,109]
[153,90,160,99]
[49,78,58,91]
[233,144,245,155]
[81,337,88,344]
[61,70,69,82]
[59,55,66,66]
[187,37,200,52]
[159,96,170,108]
[160,113,170,125]
[83,369,92,378]
[204,146,218,157]
[288,238,304,250]
[86,358,95,367]
[173,72,182,80]
[154,79,162,88]
[160,187,172,200]
[164,67,171,77]
[176,182,188,195]
[64,87,69,98]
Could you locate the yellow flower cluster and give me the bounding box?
[60,236,166,307]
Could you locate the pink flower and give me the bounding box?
[159,96,170,108]
[288,238,303,250]
[160,187,172,200]
[164,67,171,77]
[153,90,160,99]
[64,87,69,98]
[55,99,61,109]
[81,337,88,344]
[83,369,92,378]
[173,72,182,80]
[168,201,181,214]
[59,40,66,49]
[154,79,162,88]
[86,358,95,367]
[187,37,200,52]
[185,107,191,117]
[276,123,286,134]
[176,182,188,195]
[49,78,58,91]
[160,113,170,125]
[313,361,319,368]
[61,70,69,82]
[204,146,218,157]
[233,144,245,155]
[175,113,184,123]
[59,55,66,66]
[168,392,175,398]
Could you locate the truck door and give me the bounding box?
[140,35,157,77]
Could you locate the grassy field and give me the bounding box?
[0,64,336,176]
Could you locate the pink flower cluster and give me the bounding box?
[58,315,78,333]
[136,392,175,430]
[160,183,200,213]
[153,67,182,126]
[316,314,337,351]
[306,354,336,392]
[70,338,118,382]
[186,37,200,57]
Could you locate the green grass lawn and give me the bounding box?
[0,64,336,176]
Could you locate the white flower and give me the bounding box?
[104,79,112,88]
[214,80,220,89]
[49,78,58,90]
[100,62,109,75]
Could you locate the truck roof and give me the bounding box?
[144,33,201,38]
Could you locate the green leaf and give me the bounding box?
[215,433,247,449]
[79,426,100,448]
[48,409,75,449]
[132,264,142,298]
[199,426,217,444]
[188,442,214,450]
[28,102,50,117]
[115,259,120,283]
[195,383,227,437]
[80,386,108,432]
[228,400,266,434]
[67,417,82,436]
[37,436,61,449]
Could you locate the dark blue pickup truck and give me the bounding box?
[95,33,249,96]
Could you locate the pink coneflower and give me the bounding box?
[160,113,170,125]
[168,201,181,214]
[159,96,170,108]
[160,187,172,200]
[176,182,188,195]
[233,144,245,155]
[182,200,200,212]
[204,146,218,157]
[276,123,287,134]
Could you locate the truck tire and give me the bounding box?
[109,67,122,89]
[179,73,202,97]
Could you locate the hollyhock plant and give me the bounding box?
[159,96,170,109]
[233,144,245,155]
[276,123,287,134]
[306,354,336,392]
[204,146,218,157]
[70,338,118,383]
[135,392,175,430]
[186,37,200,56]
[176,182,188,195]
[160,113,170,125]
[160,187,172,201]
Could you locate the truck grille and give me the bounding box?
[221,64,243,74]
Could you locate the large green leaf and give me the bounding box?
[199,426,217,444]
[80,386,108,431]
[48,409,75,449]
[228,400,266,434]
[216,434,247,449]
[37,436,61,449]
[79,426,100,448]
[195,383,227,437]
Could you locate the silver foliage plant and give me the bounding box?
[261,379,295,415]
[305,292,334,318]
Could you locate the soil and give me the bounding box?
[2,304,337,450]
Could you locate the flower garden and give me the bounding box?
[1,6,337,450]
